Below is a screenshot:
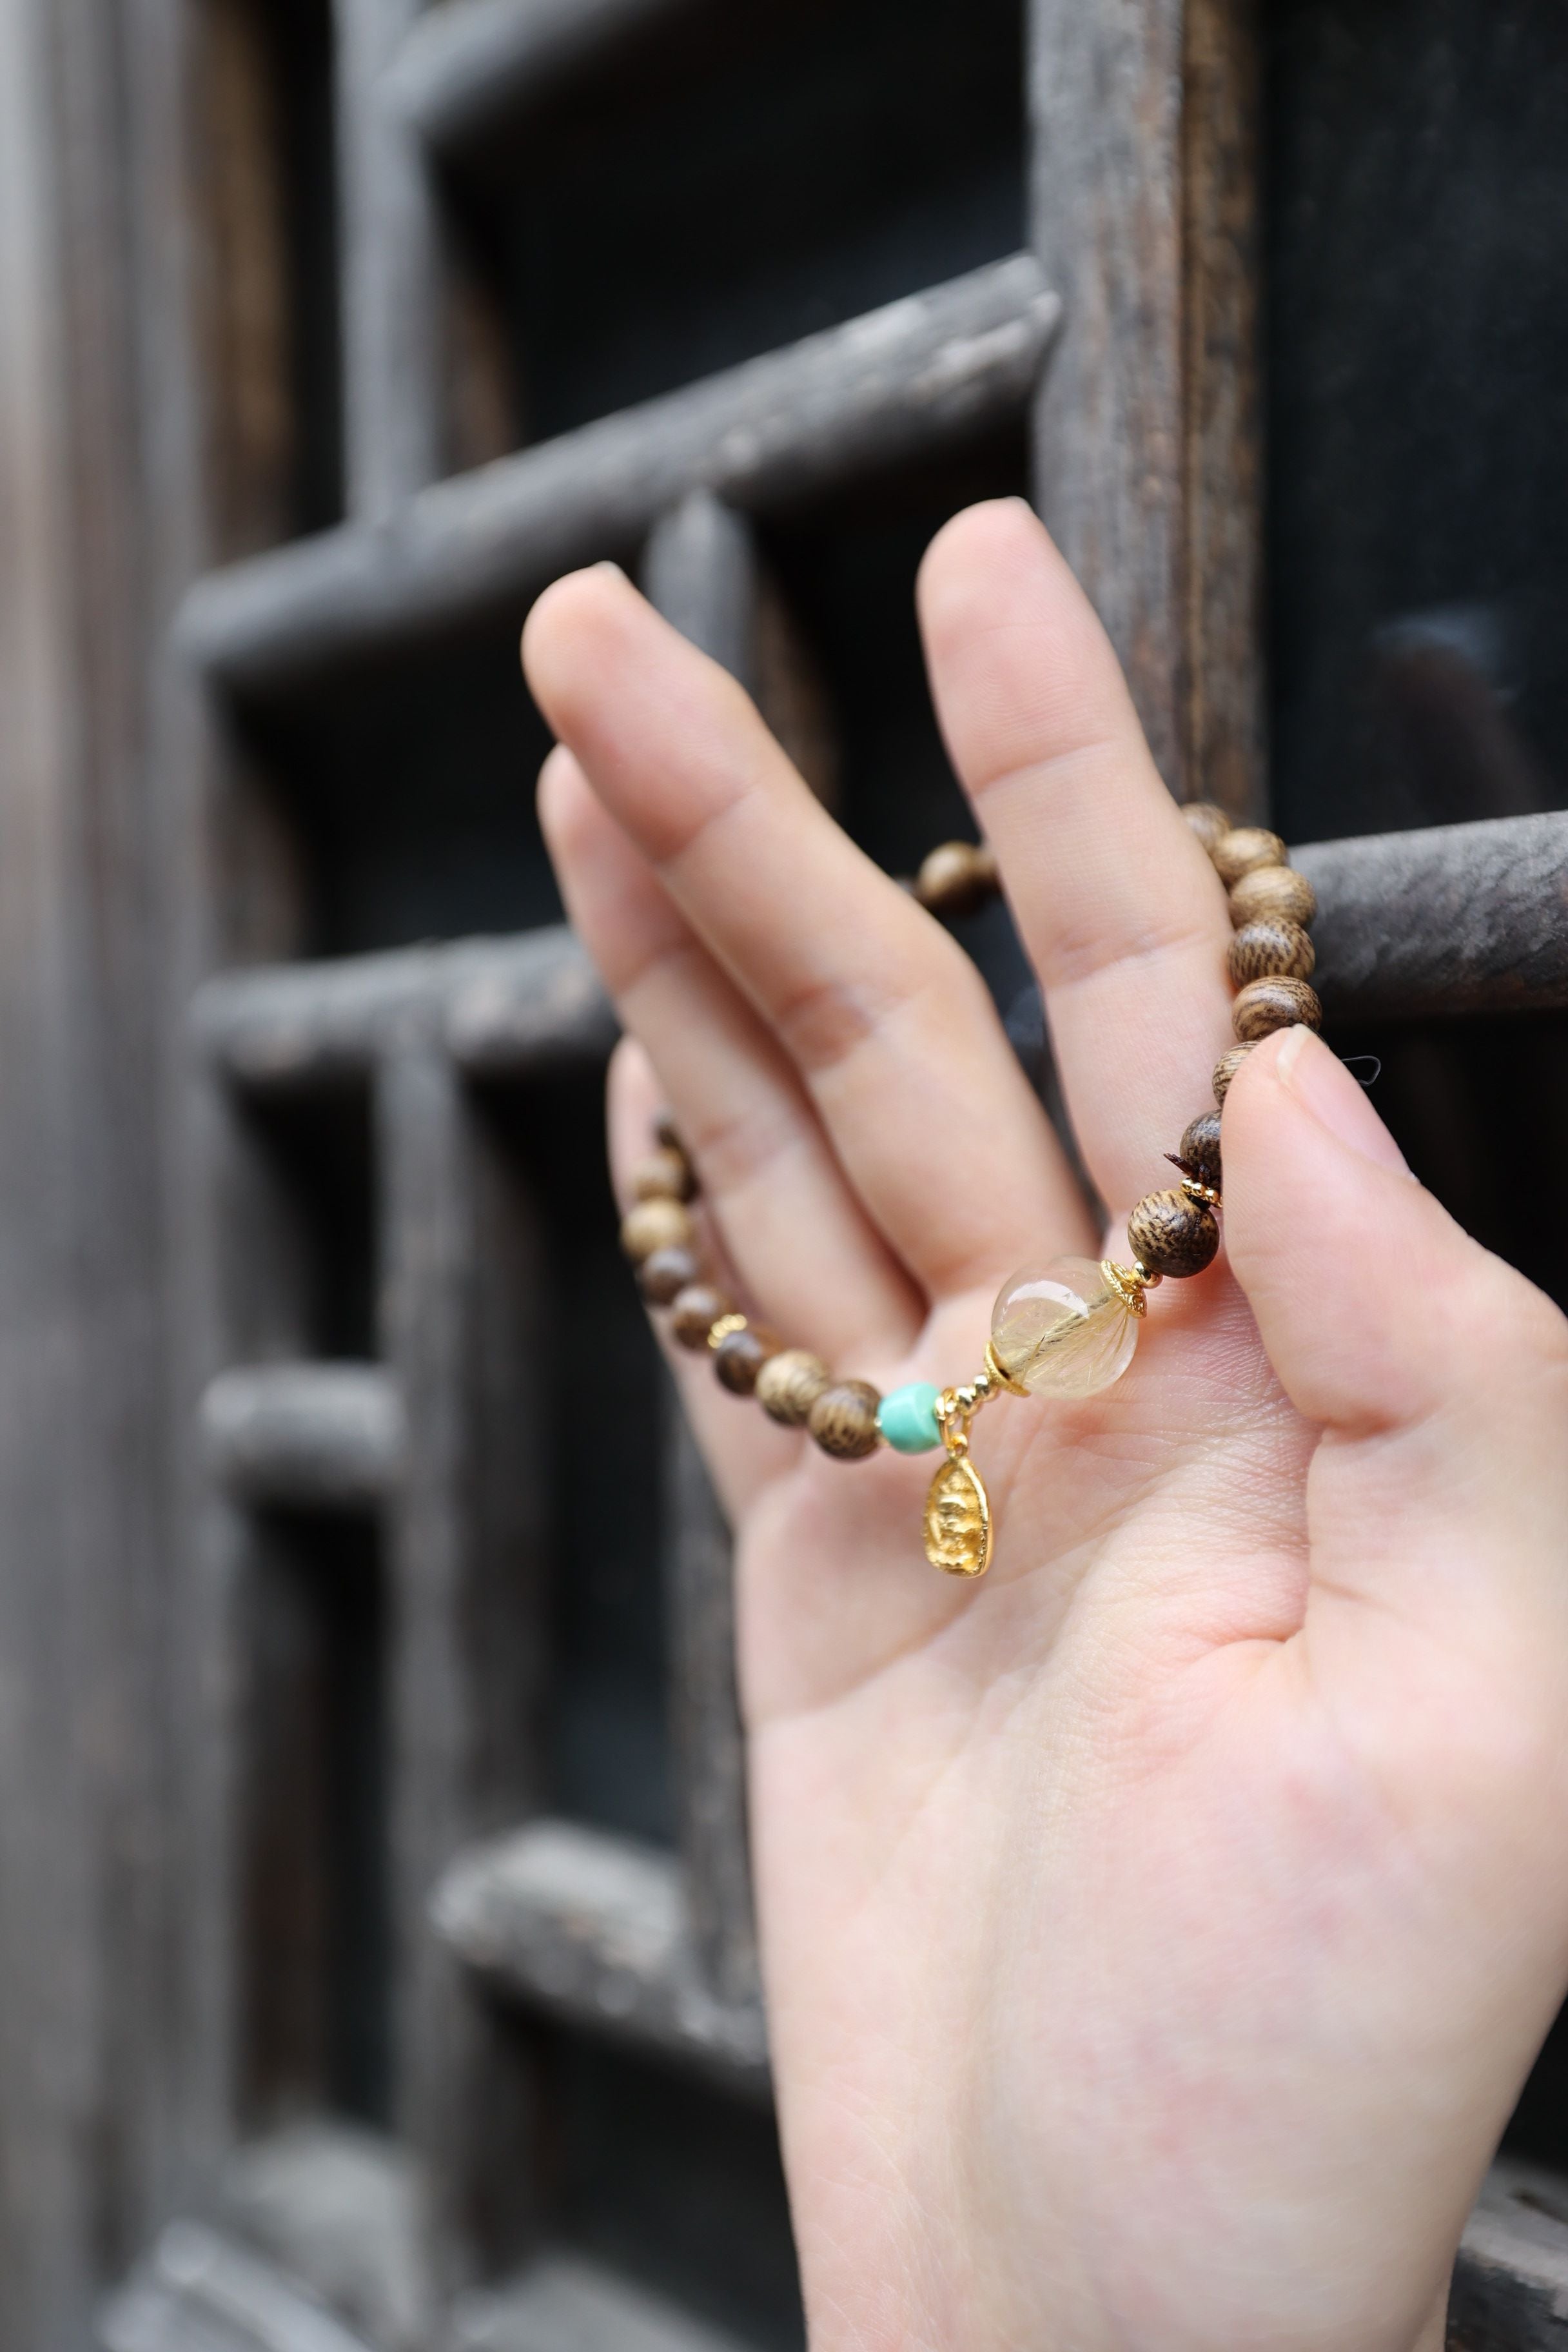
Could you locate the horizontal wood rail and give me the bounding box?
[386,0,692,157]
[431,1819,770,2100]
[201,1366,404,1510]
[175,256,1060,696]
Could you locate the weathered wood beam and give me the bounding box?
[449,2251,754,2352]
[335,0,443,515]
[645,495,762,2020]
[387,0,691,159]
[431,1819,770,2101]
[201,1366,403,1511]
[1450,2161,1568,2348]
[1297,812,1568,1024]
[99,2220,377,2352]
[192,929,616,1092]
[175,256,1061,696]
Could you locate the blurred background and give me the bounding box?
[0,0,1566,2346]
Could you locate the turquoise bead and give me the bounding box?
[877,1382,943,1455]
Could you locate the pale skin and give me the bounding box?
[522,498,1568,2352]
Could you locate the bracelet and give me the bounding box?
[618,810,1319,1582]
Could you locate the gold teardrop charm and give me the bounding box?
[923,1454,992,1580]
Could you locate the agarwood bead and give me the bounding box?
[1211,827,1289,888]
[756,1349,832,1428]
[714,1324,780,1397]
[632,1147,697,1204]
[655,1111,685,1153]
[807,1380,884,1462]
[915,840,997,922]
[1183,801,1231,854]
[1128,1189,1220,1279]
[1177,1111,1222,1191]
[671,1284,732,1350]
[1228,865,1317,930]
[1227,919,1316,988]
[1211,1043,1259,1105]
[1233,976,1322,1041]
[638,1245,700,1306]
[620,1198,694,1264]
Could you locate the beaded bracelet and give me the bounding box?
[618,808,1318,1581]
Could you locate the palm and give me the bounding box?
[527,502,1568,2352]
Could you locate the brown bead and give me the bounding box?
[638,1245,700,1306]
[1211,1043,1259,1105]
[914,841,997,922]
[756,1349,832,1429]
[654,1110,685,1153]
[1228,865,1317,931]
[1211,827,1289,888]
[1233,976,1322,1042]
[632,1147,697,1204]
[1176,1111,1222,1190]
[807,1380,883,1462]
[1128,1188,1220,1279]
[714,1324,781,1397]
[1183,801,1232,854]
[1227,919,1317,988]
[620,1198,694,1264]
[671,1284,732,1350]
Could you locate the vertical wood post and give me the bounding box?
[643,491,762,2015]
[1028,0,1266,819]
[377,1031,540,2282]
[335,0,443,515]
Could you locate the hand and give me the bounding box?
[523,500,1568,2352]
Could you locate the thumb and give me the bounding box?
[1222,1024,1568,1622]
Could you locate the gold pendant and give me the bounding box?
[923,1453,992,1580]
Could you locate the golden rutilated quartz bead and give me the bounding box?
[1233,976,1322,1041]
[990,1257,1141,1400]
[1227,919,1317,988]
[756,1349,832,1428]
[1212,827,1288,887]
[1228,866,1317,930]
[620,1198,694,1264]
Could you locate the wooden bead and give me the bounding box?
[637,1245,699,1306]
[1183,801,1231,854]
[807,1380,883,1462]
[1228,865,1317,930]
[1211,827,1288,887]
[620,1198,694,1264]
[1128,1188,1220,1279]
[632,1147,697,1204]
[756,1349,832,1428]
[671,1284,732,1350]
[1211,1043,1259,1105]
[1227,919,1316,988]
[1177,1111,1222,1190]
[654,1111,685,1152]
[714,1324,780,1397]
[914,841,997,922]
[1233,976,1322,1041]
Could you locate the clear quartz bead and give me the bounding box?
[990,1256,1140,1400]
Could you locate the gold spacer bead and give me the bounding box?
[707,1312,750,1349]
[1180,1175,1223,1210]
[1101,1260,1152,1318]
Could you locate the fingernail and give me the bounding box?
[1274,1024,1412,1176]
